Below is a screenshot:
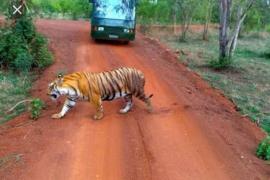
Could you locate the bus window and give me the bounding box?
[90,0,137,42]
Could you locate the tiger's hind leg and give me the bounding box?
[119,94,133,114]
[134,78,153,112]
[138,93,153,113]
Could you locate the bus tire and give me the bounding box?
[123,40,129,45]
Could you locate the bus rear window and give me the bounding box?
[93,0,135,21]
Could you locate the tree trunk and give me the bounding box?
[180,22,188,41]
[173,10,177,35]
[172,0,178,36]
[228,0,255,58]
[203,21,209,41]
[228,7,246,58]
[219,0,231,60]
[203,0,213,41]
[180,15,191,42]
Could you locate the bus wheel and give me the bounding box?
[123,41,129,45]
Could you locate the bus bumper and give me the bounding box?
[91,26,135,41]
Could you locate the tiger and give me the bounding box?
[47,67,153,120]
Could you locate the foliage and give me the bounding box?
[0,14,52,72]
[0,0,51,123]
[244,8,263,32]
[243,0,270,32]
[0,72,32,124]
[152,29,270,134]
[137,0,210,25]
[208,57,232,70]
[1,0,270,31]
[2,0,268,34]
[31,0,91,19]
[31,33,53,68]
[137,0,171,24]
[256,136,270,160]
[30,98,44,120]
[177,0,200,41]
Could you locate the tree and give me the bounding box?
[168,0,179,35]
[219,0,231,60]
[235,0,270,34]
[228,0,255,57]
[219,0,255,62]
[0,1,9,14]
[202,0,215,41]
[173,0,198,41]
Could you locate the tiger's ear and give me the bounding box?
[57,73,63,78]
[56,73,64,84]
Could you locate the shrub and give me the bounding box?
[208,57,232,70]
[13,15,36,42]
[31,34,53,68]
[0,14,53,72]
[30,98,44,120]
[265,25,270,33]
[256,136,270,160]
[13,51,33,72]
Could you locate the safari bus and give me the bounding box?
[89,0,137,42]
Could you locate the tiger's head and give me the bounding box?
[47,74,64,101]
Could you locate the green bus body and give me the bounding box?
[89,0,137,41]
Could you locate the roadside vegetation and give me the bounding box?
[257,136,270,160]
[138,0,270,134]
[31,0,91,20]
[137,0,270,158]
[0,0,52,123]
[156,31,270,133]
[0,72,32,123]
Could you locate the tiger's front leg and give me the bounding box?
[52,98,76,119]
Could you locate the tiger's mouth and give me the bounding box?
[51,94,57,99]
[49,93,59,101]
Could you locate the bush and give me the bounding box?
[256,136,270,160]
[208,57,232,70]
[14,15,36,42]
[0,14,53,72]
[31,34,53,68]
[265,25,270,33]
[13,52,33,72]
[30,98,44,120]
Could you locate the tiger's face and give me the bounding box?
[47,75,64,101]
[48,82,60,101]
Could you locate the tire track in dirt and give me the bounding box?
[102,44,230,180]
[65,29,153,180]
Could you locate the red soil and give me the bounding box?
[0,19,269,180]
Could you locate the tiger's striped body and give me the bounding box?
[48,67,153,120]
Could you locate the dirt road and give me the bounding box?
[0,19,269,180]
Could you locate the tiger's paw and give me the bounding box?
[119,103,133,114]
[51,113,62,119]
[119,108,129,114]
[93,113,104,120]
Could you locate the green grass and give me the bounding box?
[0,71,32,124]
[151,30,270,133]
